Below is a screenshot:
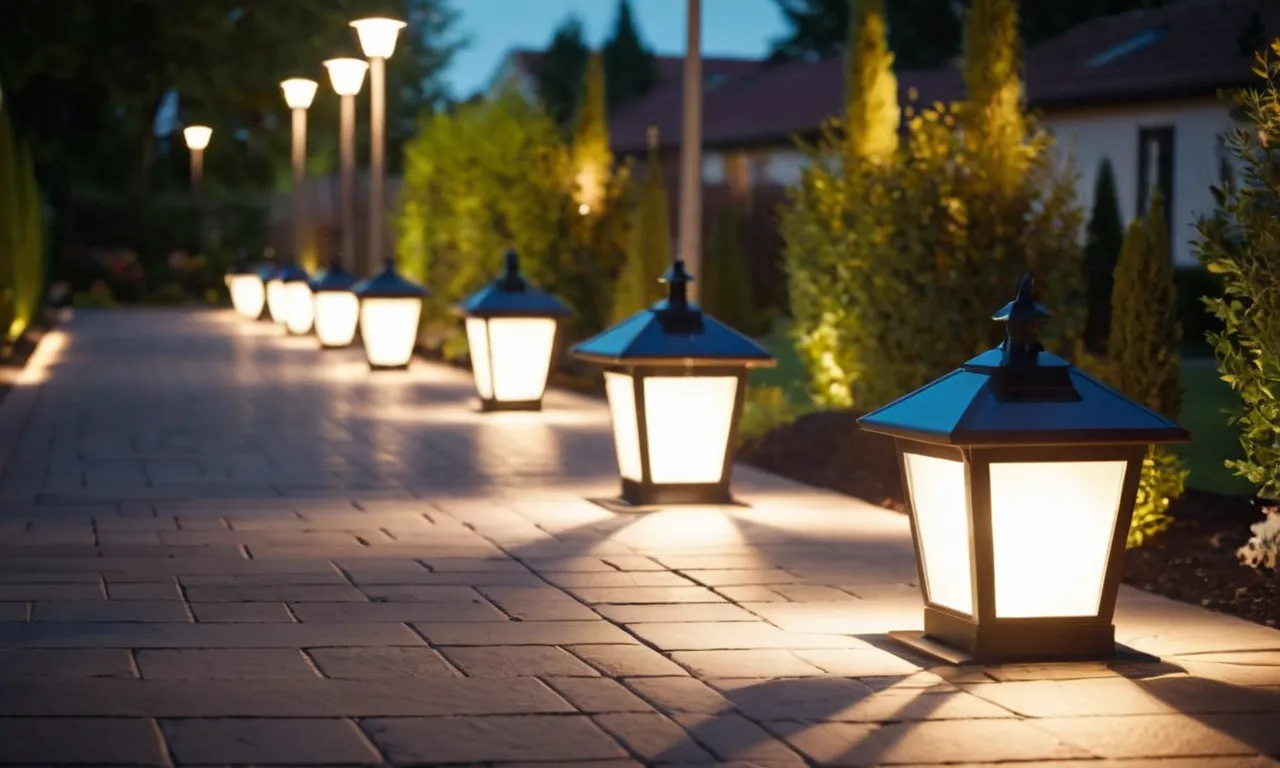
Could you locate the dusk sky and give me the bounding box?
[444,0,787,98]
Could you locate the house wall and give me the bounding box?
[1042,98,1238,267]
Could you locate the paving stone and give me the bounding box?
[357,584,483,602]
[566,586,726,604]
[1035,713,1277,758]
[190,601,294,623]
[0,621,422,648]
[961,677,1184,717]
[771,718,1091,765]
[0,583,105,600]
[290,600,504,623]
[668,650,829,678]
[672,712,809,766]
[0,648,136,678]
[716,677,1014,722]
[180,571,351,586]
[596,603,759,624]
[183,584,367,602]
[629,622,863,651]
[790,647,924,677]
[308,647,459,679]
[32,600,191,623]
[136,649,319,680]
[625,676,736,714]
[442,646,601,677]
[494,599,602,621]
[593,712,716,763]
[542,571,696,588]
[106,582,184,600]
[363,715,628,764]
[0,717,167,765]
[162,717,382,765]
[0,603,27,622]
[679,569,802,586]
[716,585,790,602]
[414,620,638,646]
[545,677,657,713]
[569,644,690,678]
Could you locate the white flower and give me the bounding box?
[1238,506,1280,571]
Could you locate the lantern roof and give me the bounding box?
[352,258,428,299]
[310,261,357,293]
[858,273,1190,447]
[457,249,571,318]
[274,262,310,284]
[570,259,775,368]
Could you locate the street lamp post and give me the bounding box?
[677,0,703,302]
[323,58,370,274]
[182,125,213,196]
[350,17,406,276]
[280,78,319,270]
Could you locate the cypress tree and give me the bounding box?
[571,52,611,217]
[701,207,757,334]
[0,109,16,338]
[602,0,658,109]
[1108,190,1186,546]
[1084,158,1123,352]
[610,128,670,323]
[536,17,590,133]
[961,0,1028,193]
[844,0,899,164]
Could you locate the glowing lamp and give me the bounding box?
[311,261,360,349]
[324,58,369,96]
[226,260,266,320]
[352,258,427,370]
[858,273,1190,664]
[571,259,775,506]
[281,266,315,336]
[182,125,212,151]
[350,17,407,59]
[280,78,319,110]
[266,262,307,327]
[457,249,571,412]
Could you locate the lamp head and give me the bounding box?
[323,58,370,96]
[281,78,319,110]
[182,125,212,151]
[350,17,407,59]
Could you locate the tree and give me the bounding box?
[571,53,611,216]
[602,0,657,109]
[961,0,1027,194]
[1084,158,1123,352]
[536,16,590,133]
[701,207,758,334]
[611,129,671,322]
[844,0,898,163]
[1197,40,1280,497]
[1108,191,1186,546]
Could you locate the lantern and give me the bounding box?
[857,273,1189,664]
[311,261,360,349]
[571,260,775,506]
[225,260,266,320]
[264,264,291,325]
[457,249,571,411]
[352,258,427,370]
[266,263,311,335]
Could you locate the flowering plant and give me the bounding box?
[1239,502,1280,572]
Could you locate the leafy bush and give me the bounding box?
[148,282,187,306]
[780,0,1085,411]
[701,207,759,334]
[0,104,46,341]
[1197,40,1280,496]
[737,384,800,447]
[1106,193,1187,547]
[73,281,116,308]
[1174,266,1224,354]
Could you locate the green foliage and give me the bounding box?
[737,385,800,447]
[1174,266,1224,353]
[844,0,898,164]
[611,140,671,323]
[572,53,612,216]
[536,17,591,133]
[780,0,1086,411]
[0,105,45,341]
[701,208,758,335]
[601,0,658,109]
[1106,196,1186,547]
[1196,40,1280,497]
[1084,158,1123,351]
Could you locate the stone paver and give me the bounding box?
[0,309,1275,766]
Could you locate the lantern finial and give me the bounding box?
[499,249,528,293]
[993,271,1051,367]
[656,259,704,334]
[380,257,395,273]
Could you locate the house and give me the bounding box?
[607,0,1279,267]
[484,49,763,103]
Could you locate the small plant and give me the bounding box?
[736,384,799,447]
[1239,503,1280,572]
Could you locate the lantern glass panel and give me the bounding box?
[643,376,738,484]
[360,297,421,367]
[465,318,494,399]
[229,275,265,319]
[314,292,360,347]
[489,317,557,402]
[903,452,973,615]
[603,372,642,481]
[284,283,314,334]
[990,460,1128,618]
[266,280,289,324]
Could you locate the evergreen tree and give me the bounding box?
[962,0,1027,194]
[1084,158,1124,352]
[701,207,757,334]
[844,0,898,164]
[1108,190,1186,546]
[571,53,611,216]
[611,129,671,322]
[602,0,658,110]
[536,16,590,133]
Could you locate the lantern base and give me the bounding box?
[319,341,354,350]
[479,398,543,413]
[620,479,733,507]
[368,362,411,372]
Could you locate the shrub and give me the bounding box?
[1106,192,1187,547]
[737,384,799,447]
[701,207,759,334]
[1196,40,1280,496]
[0,106,45,340]
[1174,266,1224,354]
[1084,158,1123,352]
[611,133,671,323]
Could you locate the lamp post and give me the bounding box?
[858,273,1190,664]
[280,78,319,270]
[352,257,427,370]
[571,260,774,507]
[457,249,572,412]
[677,0,703,302]
[350,17,406,276]
[311,260,360,349]
[182,125,212,195]
[323,58,370,274]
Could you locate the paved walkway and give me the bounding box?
[0,308,1276,767]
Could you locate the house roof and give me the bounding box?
[608,0,1276,153]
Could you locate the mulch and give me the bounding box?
[737,409,1279,629]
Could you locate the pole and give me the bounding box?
[677,0,703,303]
[292,107,307,263]
[191,149,205,251]
[369,55,386,276]
[340,93,356,273]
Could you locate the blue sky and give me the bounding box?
[444,0,787,98]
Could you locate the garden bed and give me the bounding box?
[737,409,1278,629]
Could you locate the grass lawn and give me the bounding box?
[752,322,1251,497]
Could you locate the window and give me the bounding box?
[1137,126,1174,239]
